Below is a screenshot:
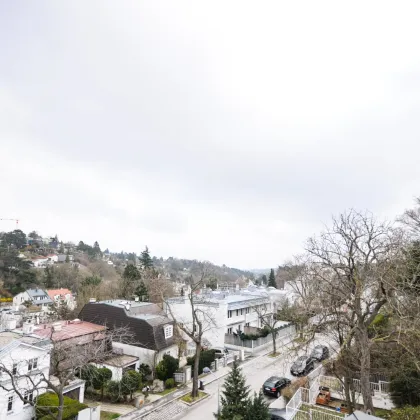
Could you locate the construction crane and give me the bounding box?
[0,218,19,228]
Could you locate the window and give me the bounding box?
[227,310,232,318]
[240,309,243,315]
[246,308,250,314]
[236,310,239,316]
[245,323,250,327]
[164,325,173,339]
[28,358,38,371]
[227,327,233,334]
[12,363,17,375]
[7,396,13,412]
[24,390,33,404]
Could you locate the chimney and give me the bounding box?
[89,298,96,303]
[52,322,62,332]
[134,296,139,302]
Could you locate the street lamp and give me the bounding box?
[203,367,220,415]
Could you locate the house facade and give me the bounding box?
[0,331,52,420]
[13,289,53,312]
[46,288,76,310]
[79,300,178,369]
[164,285,292,349]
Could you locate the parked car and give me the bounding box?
[310,345,329,361]
[212,347,229,359]
[290,355,315,376]
[269,408,286,420]
[262,376,291,398]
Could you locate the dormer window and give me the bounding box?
[164,325,173,339]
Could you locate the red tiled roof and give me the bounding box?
[29,321,106,342]
[46,289,73,299]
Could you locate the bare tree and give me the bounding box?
[253,301,287,355]
[299,210,401,413]
[164,266,218,398]
[0,326,134,420]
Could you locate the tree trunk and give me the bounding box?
[191,341,201,398]
[343,376,355,414]
[271,330,277,355]
[57,391,64,420]
[357,329,374,413]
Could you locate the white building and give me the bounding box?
[13,289,53,312]
[0,331,52,420]
[164,285,292,349]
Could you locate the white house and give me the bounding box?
[13,289,54,312]
[164,285,292,349]
[0,331,52,420]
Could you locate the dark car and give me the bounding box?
[310,345,329,361]
[290,355,315,376]
[269,408,286,420]
[262,376,291,398]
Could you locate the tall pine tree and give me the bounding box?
[244,391,271,420]
[216,360,249,419]
[268,268,277,288]
[139,246,153,269]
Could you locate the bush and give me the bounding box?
[36,393,88,420]
[186,349,216,374]
[165,378,175,389]
[155,354,179,381]
[107,380,124,402]
[121,370,142,400]
[139,363,152,382]
[282,377,308,401]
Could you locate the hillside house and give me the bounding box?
[13,289,53,312]
[46,288,76,310]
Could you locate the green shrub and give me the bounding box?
[107,380,124,402]
[155,354,179,381]
[186,349,216,374]
[139,363,152,382]
[165,378,175,389]
[121,370,142,400]
[36,393,88,420]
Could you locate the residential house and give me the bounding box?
[46,288,77,311]
[0,330,52,420]
[57,254,74,263]
[13,289,53,312]
[93,354,139,381]
[79,300,178,369]
[164,285,291,349]
[30,256,50,268]
[17,319,107,402]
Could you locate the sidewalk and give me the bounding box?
[120,333,296,420]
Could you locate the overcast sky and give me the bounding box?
[1,1,420,269]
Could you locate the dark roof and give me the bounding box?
[78,302,175,351]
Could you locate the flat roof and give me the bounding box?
[104,354,139,367]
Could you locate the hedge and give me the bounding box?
[36,393,88,420]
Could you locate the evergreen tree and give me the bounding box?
[135,280,149,301]
[139,246,153,269]
[244,391,270,420]
[268,268,277,288]
[44,265,56,288]
[216,360,249,419]
[123,264,141,281]
[261,274,267,285]
[93,241,102,257]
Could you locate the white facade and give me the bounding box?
[111,342,179,369]
[0,337,52,420]
[47,289,77,311]
[164,287,294,349]
[13,290,53,312]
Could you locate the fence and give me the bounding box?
[174,372,184,383]
[286,387,303,418]
[224,324,295,349]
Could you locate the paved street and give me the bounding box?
[176,335,331,420]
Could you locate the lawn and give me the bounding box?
[101,411,120,420]
[180,391,207,404]
[157,387,177,396]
